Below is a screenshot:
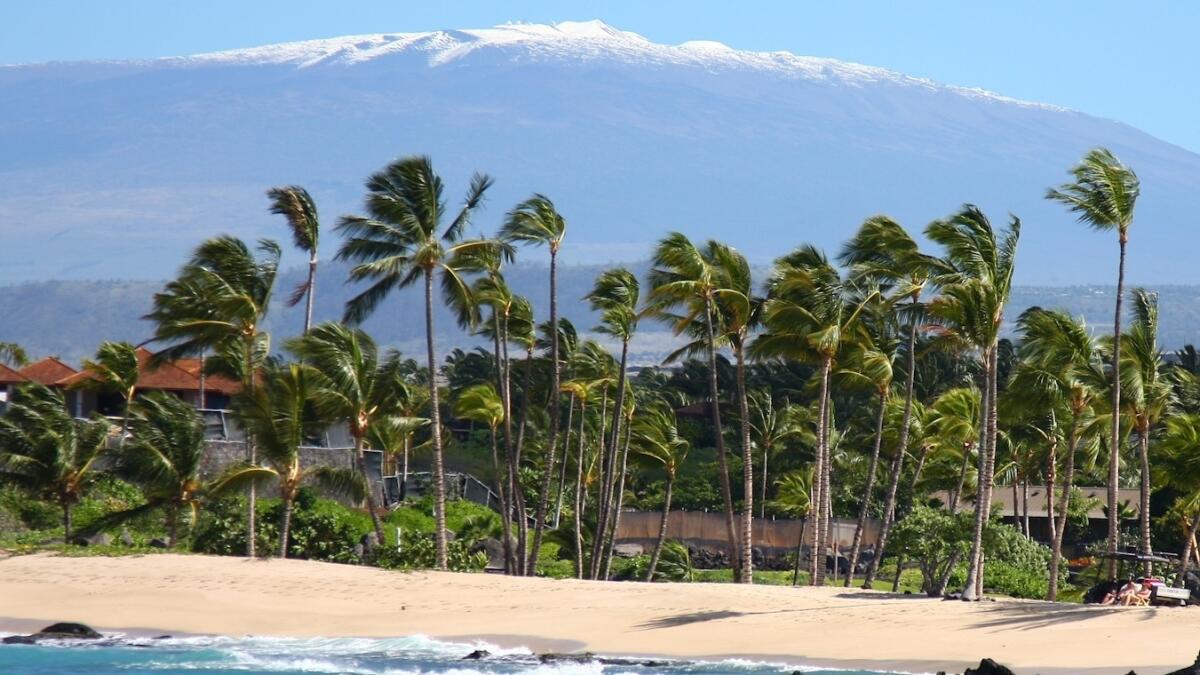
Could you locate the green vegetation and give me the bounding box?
[1,146,1194,606]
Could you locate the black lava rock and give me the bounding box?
[462,649,490,660]
[3,622,102,644]
[963,658,1015,675]
[1165,650,1200,675]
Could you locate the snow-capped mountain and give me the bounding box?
[1,21,1197,284]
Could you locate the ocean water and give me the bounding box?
[0,634,905,675]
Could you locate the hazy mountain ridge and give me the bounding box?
[1,21,1198,286]
[5,262,1199,365]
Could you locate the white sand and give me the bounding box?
[0,553,1194,674]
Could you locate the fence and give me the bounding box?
[614,510,879,554]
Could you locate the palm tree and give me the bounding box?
[0,385,110,543]
[926,387,982,514]
[287,322,415,547]
[630,403,690,581]
[103,392,209,547]
[71,341,140,430]
[1157,414,1200,585]
[838,338,894,586]
[1047,148,1140,574]
[1014,307,1104,597]
[586,267,639,579]
[501,194,567,575]
[771,469,813,586]
[746,391,808,518]
[454,382,509,557]
[336,155,492,570]
[267,185,321,333]
[646,232,743,579]
[925,206,1021,600]
[145,235,280,557]
[1118,289,1173,570]
[839,215,942,589]
[561,374,603,579]
[0,342,29,368]
[217,363,364,557]
[753,245,873,586]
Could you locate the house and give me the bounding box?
[0,363,30,412]
[54,347,241,417]
[929,485,1142,543]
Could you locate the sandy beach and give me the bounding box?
[0,553,1195,674]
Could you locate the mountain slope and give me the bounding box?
[1,20,1197,284]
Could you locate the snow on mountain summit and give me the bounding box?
[162,20,1059,111]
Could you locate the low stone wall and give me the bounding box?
[201,441,357,479]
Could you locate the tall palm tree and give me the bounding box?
[838,338,895,586]
[646,232,743,579]
[216,363,364,557]
[753,245,873,586]
[1119,289,1173,569]
[839,215,942,588]
[1047,148,1140,575]
[630,403,690,582]
[586,267,639,579]
[925,206,1020,600]
[145,235,280,557]
[72,341,140,430]
[501,195,567,575]
[1014,307,1103,600]
[336,155,492,569]
[925,387,982,514]
[0,385,110,543]
[561,374,603,579]
[268,185,322,334]
[287,322,415,547]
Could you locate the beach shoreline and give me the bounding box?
[0,553,1193,674]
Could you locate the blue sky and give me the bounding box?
[5,1,1199,152]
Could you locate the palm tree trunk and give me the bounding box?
[244,336,257,559]
[761,443,770,519]
[279,494,293,559]
[527,250,562,576]
[1012,481,1021,535]
[168,506,179,549]
[1022,478,1030,540]
[792,517,808,586]
[862,310,919,588]
[602,417,635,579]
[491,325,515,574]
[1178,513,1200,588]
[303,256,317,334]
[813,356,833,586]
[735,343,755,583]
[1108,236,1127,581]
[355,434,386,546]
[573,402,588,579]
[487,424,512,572]
[593,338,630,578]
[513,347,533,575]
[424,267,449,570]
[1050,420,1079,601]
[62,501,72,545]
[198,350,206,409]
[702,294,741,580]
[846,389,888,586]
[554,394,576,529]
[645,476,674,582]
[1139,423,1153,575]
[950,444,972,514]
[1046,433,1058,596]
[963,345,999,600]
[587,388,610,579]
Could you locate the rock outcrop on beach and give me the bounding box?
[2,622,102,644]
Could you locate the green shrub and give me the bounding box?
[369,529,487,572]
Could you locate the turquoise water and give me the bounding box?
[0,635,904,675]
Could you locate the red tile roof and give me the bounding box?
[18,357,77,385]
[0,363,30,386]
[55,348,242,395]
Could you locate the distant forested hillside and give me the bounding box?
[4,261,1200,365]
